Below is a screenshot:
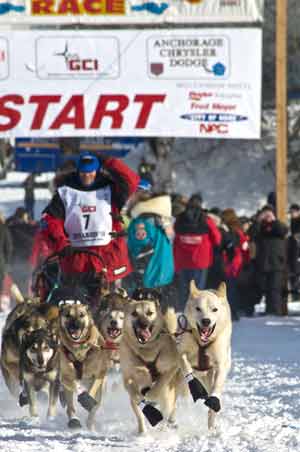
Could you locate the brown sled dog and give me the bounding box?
[120,288,183,434]
[59,299,109,430]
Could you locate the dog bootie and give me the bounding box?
[205,396,221,412]
[185,374,208,401]
[139,400,163,426]
[68,418,82,429]
[19,390,29,407]
[78,391,98,412]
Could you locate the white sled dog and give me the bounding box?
[177,281,232,429]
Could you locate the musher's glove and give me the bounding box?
[60,245,74,258]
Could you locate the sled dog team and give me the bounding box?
[0,281,232,434]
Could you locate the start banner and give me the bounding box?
[0,0,264,24]
[0,29,262,139]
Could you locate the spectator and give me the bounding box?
[206,207,226,290]
[221,209,247,321]
[236,215,260,317]
[174,193,221,311]
[23,174,35,220]
[0,211,13,305]
[287,204,300,301]
[171,193,188,218]
[8,207,38,294]
[251,205,288,315]
[126,192,174,310]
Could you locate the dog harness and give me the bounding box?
[139,354,161,382]
[193,344,212,372]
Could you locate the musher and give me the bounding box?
[41,152,140,293]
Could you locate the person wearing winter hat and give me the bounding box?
[126,192,175,311]
[174,193,221,311]
[250,204,288,315]
[41,151,140,294]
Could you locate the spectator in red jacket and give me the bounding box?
[221,208,248,320]
[41,152,140,290]
[174,193,221,311]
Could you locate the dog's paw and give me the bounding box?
[78,391,98,412]
[139,400,163,427]
[187,377,208,402]
[19,391,29,407]
[68,418,82,429]
[205,396,221,412]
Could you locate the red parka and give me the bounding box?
[174,211,221,272]
[41,158,139,282]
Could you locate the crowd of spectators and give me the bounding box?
[0,161,298,321]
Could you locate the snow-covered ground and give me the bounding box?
[0,303,299,452]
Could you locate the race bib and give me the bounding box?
[58,185,112,247]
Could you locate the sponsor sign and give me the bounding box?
[0,0,264,24]
[147,35,229,79]
[0,38,8,80]
[0,29,262,139]
[34,36,120,79]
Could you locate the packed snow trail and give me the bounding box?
[0,306,299,452]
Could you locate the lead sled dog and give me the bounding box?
[177,281,232,429]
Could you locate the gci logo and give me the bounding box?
[55,41,100,72]
[68,59,99,71]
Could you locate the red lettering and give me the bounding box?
[199,123,228,134]
[32,0,54,14]
[68,60,81,71]
[82,59,97,71]
[90,95,129,129]
[81,206,96,213]
[57,0,80,13]
[83,0,104,13]
[29,95,61,130]
[50,95,85,130]
[0,95,24,132]
[134,94,165,129]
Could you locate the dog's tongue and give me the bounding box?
[70,329,81,339]
[110,328,120,338]
[201,327,211,340]
[139,328,151,341]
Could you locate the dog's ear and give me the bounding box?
[190,280,201,298]
[216,282,227,299]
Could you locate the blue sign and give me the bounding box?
[15,138,144,173]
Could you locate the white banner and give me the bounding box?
[0,29,262,139]
[0,0,264,24]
